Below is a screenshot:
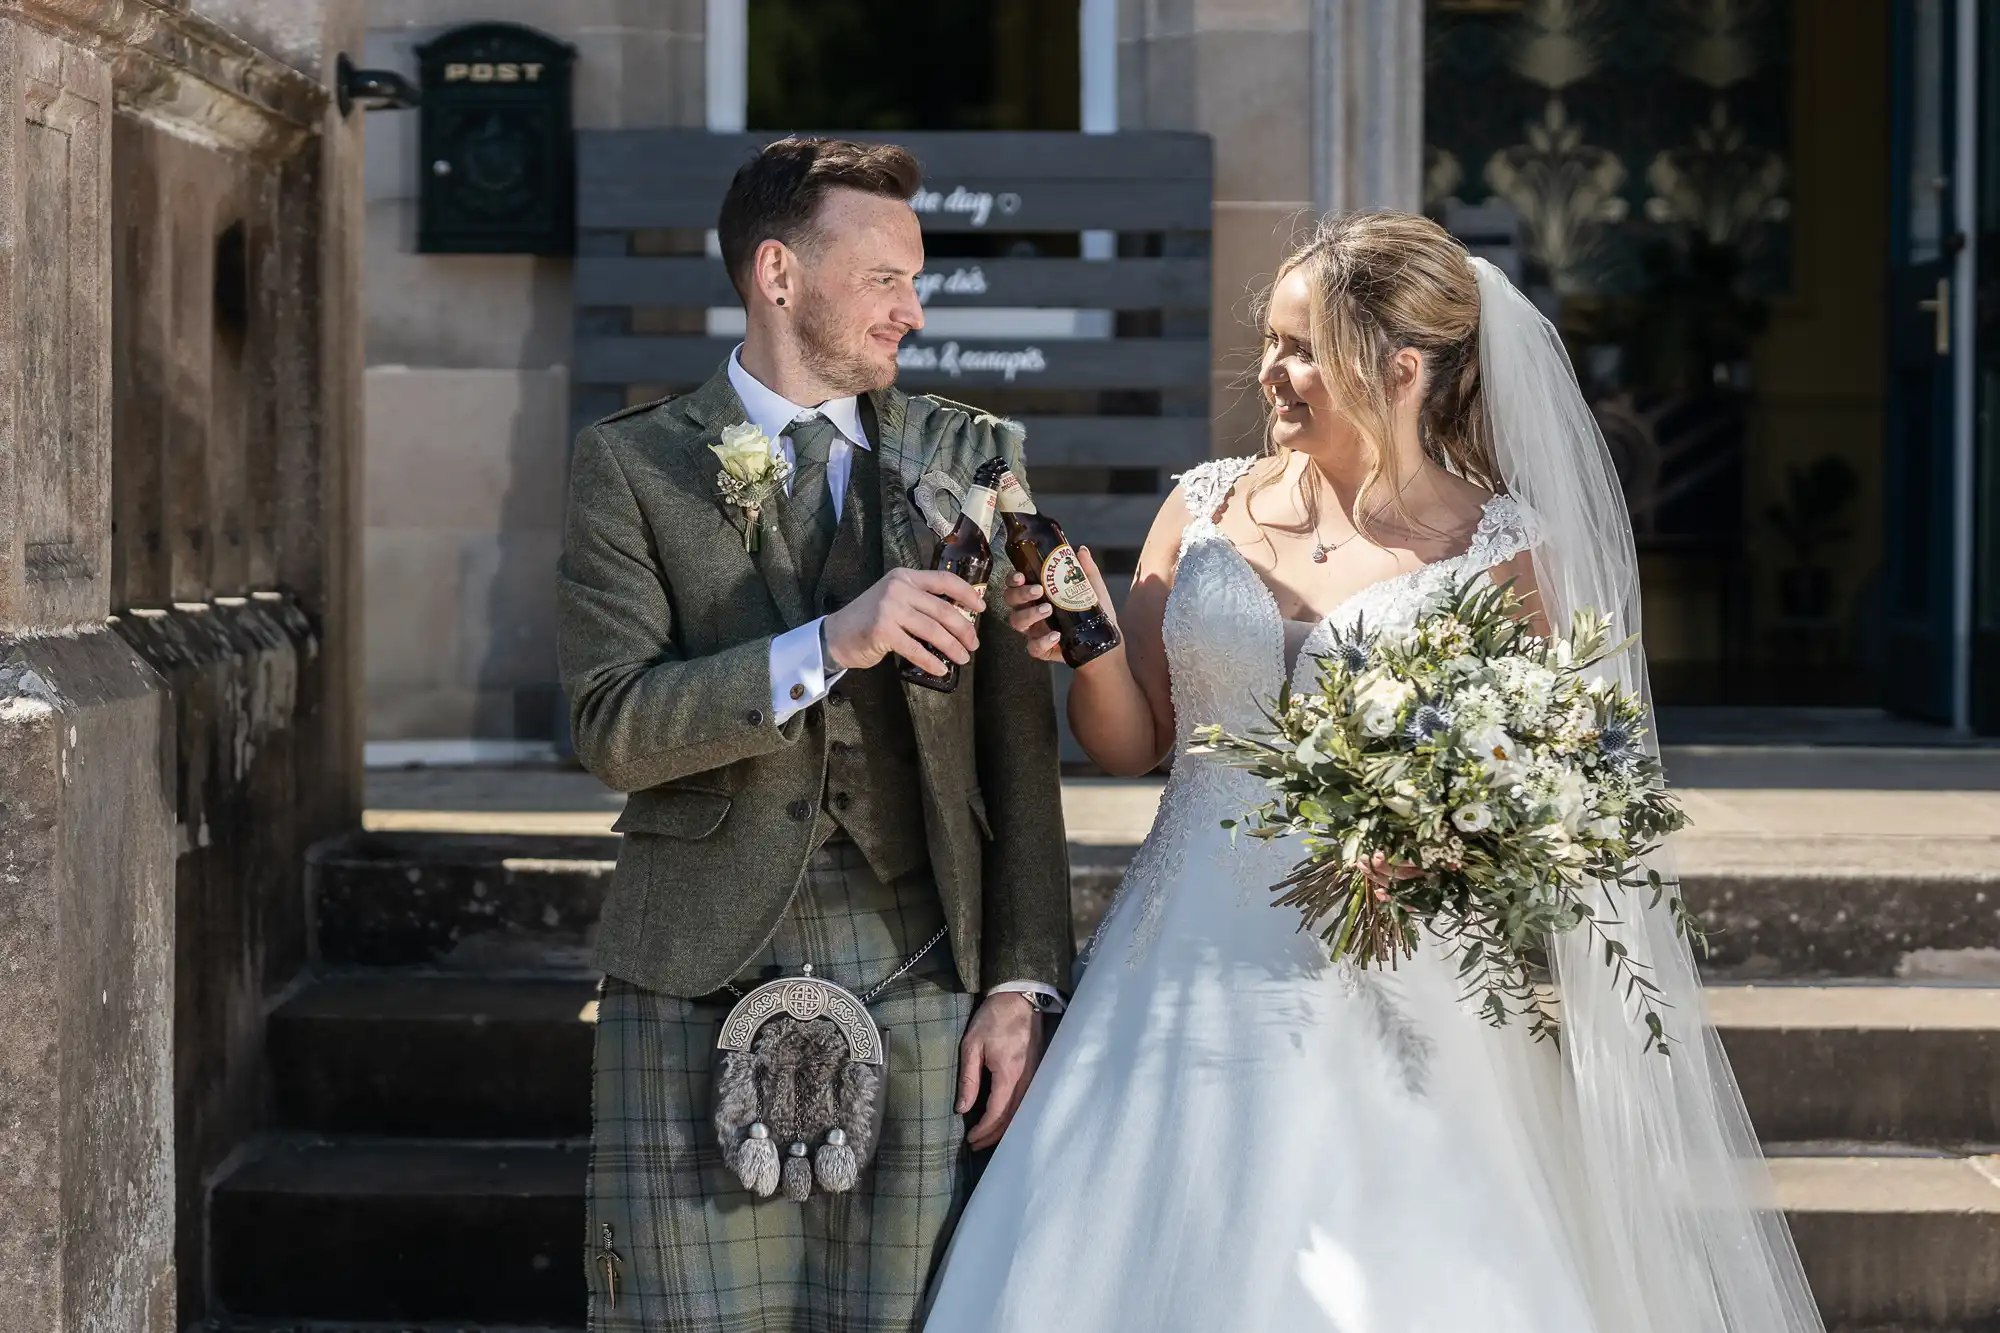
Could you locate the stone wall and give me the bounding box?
[0,2,364,1328]
[360,0,704,752]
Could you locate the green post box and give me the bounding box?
[417,22,576,255]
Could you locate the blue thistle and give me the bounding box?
[1327,626,1370,674]
[1403,701,1452,746]
[1598,722,1639,769]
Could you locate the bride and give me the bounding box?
[922,212,1824,1332]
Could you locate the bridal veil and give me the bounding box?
[1472,257,1824,1333]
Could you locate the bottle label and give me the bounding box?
[1041,544,1097,612]
[960,583,987,623]
[995,471,1037,515]
[959,483,998,538]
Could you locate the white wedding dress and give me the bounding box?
[923,456,1609,1333]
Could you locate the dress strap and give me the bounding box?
[1174,456,1260,527]
[1461,493,1538,569]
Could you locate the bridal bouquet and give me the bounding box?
[1192,578,1699,1052]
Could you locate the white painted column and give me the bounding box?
[704,0,745,330]
[1079,0,1116,339]
[705,0,746,133]
[1311,0,1425,216]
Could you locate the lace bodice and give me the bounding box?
[1096,458,1533,963]
[1097,458,1534,963]
[1165,456,1534,754]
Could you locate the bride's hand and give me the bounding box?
[1356,850,1420,900]
[1003,545,1118,664]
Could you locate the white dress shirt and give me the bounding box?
[729,347,866,728]
[729,347,1063,1011]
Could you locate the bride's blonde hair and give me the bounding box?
[1250,211,1500,537]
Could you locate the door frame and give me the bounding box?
[1885,0,1978,729]
[1951,0,1979,732]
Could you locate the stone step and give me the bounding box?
[205,1137,1996,1329]
[1713,985,2000,1144]
[318,827,2000,980]
[1076,844,2000,980]
[270,974,2000,1147]
[270,976,598,1138]
[309,831,616,970]
[210,1139,587,1325]
[1769,1151,2000,1329]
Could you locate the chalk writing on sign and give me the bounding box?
[898,342,1048,382]
[907,188,1024,228]
[914,267,990,303]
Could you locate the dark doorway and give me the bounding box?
[747,0,1079,135]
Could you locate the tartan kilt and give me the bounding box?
[588,841,975,1333]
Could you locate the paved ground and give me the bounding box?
[367,747,2000,877]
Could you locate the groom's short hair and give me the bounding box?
[717,136,922,301]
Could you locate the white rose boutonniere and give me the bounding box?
[710,422,794,551]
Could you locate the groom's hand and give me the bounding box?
[957,992,1044,1151]
[824,568,985,676]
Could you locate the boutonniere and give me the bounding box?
[710,422,794,551]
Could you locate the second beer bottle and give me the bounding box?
[994,467,1121,669]
[898,456,1008,693]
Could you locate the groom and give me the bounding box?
[559,136,1073,1331]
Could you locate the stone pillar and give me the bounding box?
[1311,0,1423,215]
[1119,0,1423,457]
[0,3,364,1329]
[0,17,176,1331]
[1119,0,1316,456]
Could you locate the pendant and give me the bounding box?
[1312,544,1329,564]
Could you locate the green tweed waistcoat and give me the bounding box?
[557,363,1073,998]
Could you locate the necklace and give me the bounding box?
[1299,468,1424,563]
[1310,526,1359,564]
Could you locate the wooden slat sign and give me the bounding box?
[573,129,1214,762]
[571,128,1213,555]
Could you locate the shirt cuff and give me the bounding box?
[989,980,1067,1014]
[770,618,846,724]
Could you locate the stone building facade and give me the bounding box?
[0,2,366,1327]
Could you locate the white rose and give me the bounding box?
[1294,719,1338,766]
[1384,780,1423,818]
[1587,815,1623,841]
[1348,672,1414,739]
[1452,803,1494,834]
[711,422,777,483]
[1550,770,1593,833]
[1354,673,1415,716]
[1528,822,1572,854]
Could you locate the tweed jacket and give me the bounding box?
[557,364,1073,998]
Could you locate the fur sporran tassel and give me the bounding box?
[730,1122,781,1198]
[815,1126,860,1193]
[781,1144,815,1202]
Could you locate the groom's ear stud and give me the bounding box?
[776,296,786,306]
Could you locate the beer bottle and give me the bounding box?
[994,466,1121,669]
[898,456,1006,692]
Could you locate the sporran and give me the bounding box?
[713,928,947,1202]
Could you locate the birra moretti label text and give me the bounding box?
[1040,544,1097,612]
